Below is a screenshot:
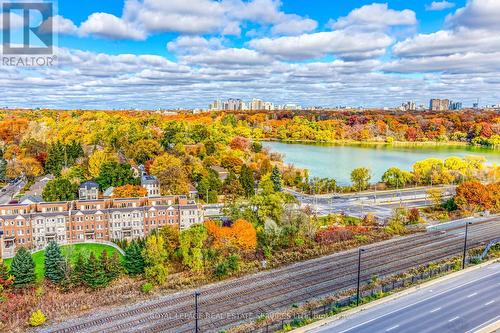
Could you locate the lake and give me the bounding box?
[263,142,500,185]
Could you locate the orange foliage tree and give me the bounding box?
[205,219,257,251]
[113,184,147,198]
[454,181,491,213]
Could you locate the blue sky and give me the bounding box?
[2,0,500,109]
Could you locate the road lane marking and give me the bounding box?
[429,307,441,313]
[448,316,460,322]
[465,315,500,333]
[334,270,500,333]
[485,300,495,305]
[467,292,477,298]
[386,325,399,331]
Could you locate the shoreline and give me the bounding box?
[260,138,499,150]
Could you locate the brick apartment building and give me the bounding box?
[0,196,204,258]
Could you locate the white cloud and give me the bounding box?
[166,36,224,54]
[249,31,392,60]
[271,15,317,35]
[445,0,500,30]
[330,3,417,31]
[39,15,78,35]
[425,1,455,11]
[181,48,273,67]
[79,13,147,40]
[385,52,500,74]
[390,0,500,75]
[393,28,500,57]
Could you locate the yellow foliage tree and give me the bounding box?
[88,150,117,178]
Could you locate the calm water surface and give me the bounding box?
[263,142,500,185]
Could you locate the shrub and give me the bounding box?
[294,238,305,247]
[442,198,458,212]
[214,262,228,279]
[28,310,46,327]
[141,282,153,293]
[407,208,421,224]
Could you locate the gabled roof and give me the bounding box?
[19,195,43,204]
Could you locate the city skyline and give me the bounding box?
[2,0,500,109]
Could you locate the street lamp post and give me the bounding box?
[195,291,201,332]
[462,222,472,269]
[356,248,365,306]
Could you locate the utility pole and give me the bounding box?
[356,248,365,306]
[462,222,472,269]
[195,291,201,332]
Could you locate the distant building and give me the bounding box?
[210,166,229,181]
[401,101,417,111]
[225,98,243,111]
[141,175,160,197]
[430,99,450,111]
[79,181,99,200]
[449,101,463,110]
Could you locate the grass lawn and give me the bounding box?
[3,243,123,281]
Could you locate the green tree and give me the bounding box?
[72,253,86,286]
[179,224,207,272]
[382,167,412,188]
[124,241,145,275]
[44,241,65,284]
[239,164,255,197]
[83,252,107,289]
[143,235,169,285]
[108,252,122,280]
[351,167,371,192]
[161,122,187,150]
[95,162,137,190]
[44,141,65,176]
[222,172,245,203]
[270,166,282,192]
[65,140,84,166]
[197,169,222,203]
[10,247,36,287]
[42,178,78,202]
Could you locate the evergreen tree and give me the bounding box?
[65,140,84,165]
[72,253,86,286]
[270,166,282,192]
[44,141,65,176]
[10,247,36,287]
[239,164,255,197]
[108,252,122,280]
[99,250,110,284]
[83,252,107,289]
[124,241,145,275]
[44,241,65,283]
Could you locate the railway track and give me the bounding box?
[40,217,500,333]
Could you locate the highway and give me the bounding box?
[285,186,455,219]
[307,263,500,333]
[38,216,500,333]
